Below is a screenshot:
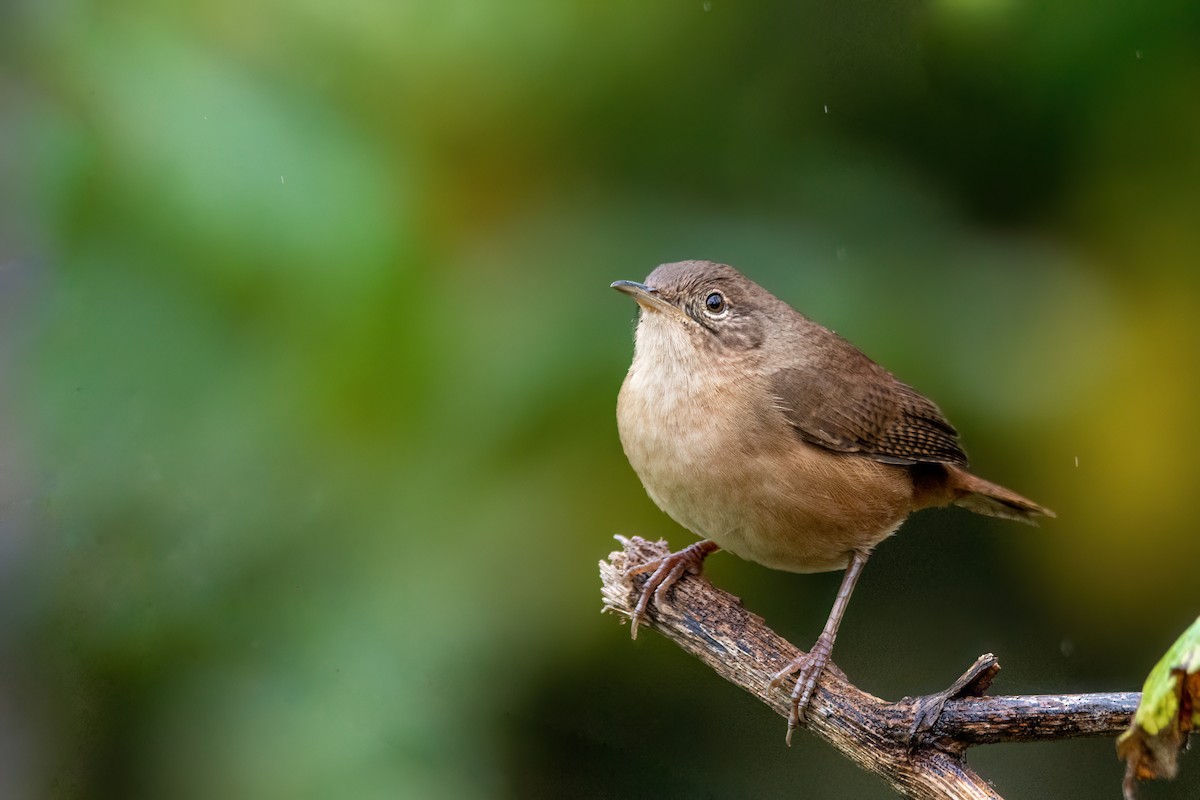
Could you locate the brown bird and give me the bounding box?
[612,260,1053,744]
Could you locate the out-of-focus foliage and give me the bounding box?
[1,1,1198,798]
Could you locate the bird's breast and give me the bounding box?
[617,347,914,573]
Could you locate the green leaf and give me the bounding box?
[1117,616,1200,798]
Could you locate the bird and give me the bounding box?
[611,260,1054,744]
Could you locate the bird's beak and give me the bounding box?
[611,280,679,316]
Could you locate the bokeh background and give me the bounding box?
[2,1,1198,798]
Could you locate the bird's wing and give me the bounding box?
[768,356,968,467]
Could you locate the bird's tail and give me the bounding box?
[945,465,1055,524]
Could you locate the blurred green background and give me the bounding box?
[2,1,1198,798]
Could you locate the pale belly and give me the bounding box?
[617,364,914,574]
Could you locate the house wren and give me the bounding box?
[612,260,1053,744]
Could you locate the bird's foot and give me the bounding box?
[769,631,836,746]
[624,539,719,639]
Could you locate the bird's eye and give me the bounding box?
[704,292,726,315]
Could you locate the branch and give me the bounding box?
[600,536,1139,800]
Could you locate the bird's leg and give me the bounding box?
[769,550,870,745]
[624,539,720,639]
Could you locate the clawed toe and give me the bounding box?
[624,540,719,639]
[770,633,835,745]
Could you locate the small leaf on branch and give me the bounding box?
[1117,616,1200,798]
